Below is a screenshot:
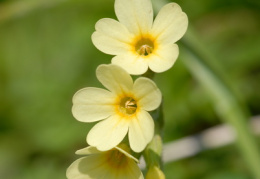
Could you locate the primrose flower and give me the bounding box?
[72,64,161,152]
[92,0,188,75]
[66,145,144,179]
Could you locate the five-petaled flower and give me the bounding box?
[66,145,144,179]
[72,64,161,152]
[92,0,188,75]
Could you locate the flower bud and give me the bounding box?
[145,165,165,179]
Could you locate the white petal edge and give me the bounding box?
[87,114,130,151]
[76,146,101,155]
[96,64,133,95]
[133,77,161,111]
[152,3,188,44]
[148,43,179,73]
[72,87,116,123]
[92,18,133,55]
[115,146,139,163]
[115,0,153,35]
[76,146,139,163]
[128,110,154,152]
[112,54,149,75]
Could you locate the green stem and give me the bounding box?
[180,27,260,178]
[142,69,155,80]
[142,69,164,172]
[143,103,164,170]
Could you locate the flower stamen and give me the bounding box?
[119,97,137,115]
[135,38,154,56]
[138,45,153,56]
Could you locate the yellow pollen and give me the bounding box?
[119,97,137,115]
[138,45,153,56]
[135,38,154,56]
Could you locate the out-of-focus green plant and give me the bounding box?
[1,0,260,178]
[180,27,260,178]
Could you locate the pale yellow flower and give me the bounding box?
[92,0,188,75]
[66,145,144,179]
[72,64,161,152]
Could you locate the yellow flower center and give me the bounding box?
[119,97,137,115]
[106,149,128,169]
[135,38,154,56]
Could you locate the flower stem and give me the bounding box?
[179,27,260,179]
[142,69,155,80]
[143,102,165,177]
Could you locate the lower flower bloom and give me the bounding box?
[72,64,162,152]
[66,145,144,179]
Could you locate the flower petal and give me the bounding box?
[87,114,130,151]
[66,155,113,179]
[133,77,161,111]
[67,152,143,179]
[128,110,154,152]
[96,64,133,94]
[117,159,144,179]
[92,18,134,55]
[76,146,101,155]
[112,54,149,75]
[152,3,188,44]
[148,43,179,73]
[72,87,116,123]
[115,0,153,35]
[115,146,139,163]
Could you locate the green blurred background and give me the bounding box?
[1,0,260,178]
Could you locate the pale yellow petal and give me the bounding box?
[96,64,133,94]
[87,114,130,151]
[66,154,124,179]
[66,155,110,179]
[117,158,144,179]
[92,18,133,55]
[76,146,101,155]
[148,44,179,73]
[133,77,161,111]
[112,54,149,75]
[152,3,188,44]
[128,110,154,152]
[72,87,116,123]
[115,146,139,163]
[115,0,153,35]
[67,149,143,179]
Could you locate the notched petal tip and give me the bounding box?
[96,64,134,94]
[152,2,188,44]
[133,77,162,111]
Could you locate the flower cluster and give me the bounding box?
[67,0,187,178]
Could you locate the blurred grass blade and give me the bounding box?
[180,27,260,178]
[0,0,67,23]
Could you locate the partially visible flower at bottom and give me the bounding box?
[72,64,162,152]
[66,145,144,179]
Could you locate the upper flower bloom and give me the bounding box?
[72,64,161,152]
[92,0,188,75]
[66,145,144,179]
